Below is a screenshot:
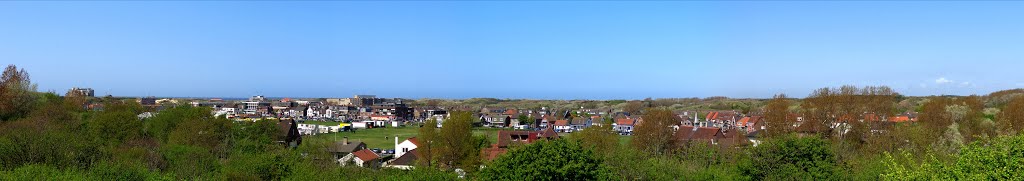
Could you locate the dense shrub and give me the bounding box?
[480,139,610,180]
[741,135,842,180]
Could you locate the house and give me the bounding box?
[699,111,740,129]
[589,116,604,127]
[390,120,405,127]
[387,137,422,169]
[387,149,420,170]
[344,149,380,168]
[736,116,765,133]
[553,120,572,133]
[482,114,511,128]
[395,137,420,159]
[481,128,558,160]
[673,126,743,147]
[328,137,366,164]
[613,118,637,135]
[570,116,589,132]
[277,119,302,148]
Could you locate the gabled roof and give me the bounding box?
[504,109,518,116]
[554,120,569,126]
[390,149,419,166]
[691,127,722,140]
[674,126,697,141]
[352,149,379,162]
[406,137,421,147]
[328,141,366,153]
[571,118,587,125]
[615,118,635,126]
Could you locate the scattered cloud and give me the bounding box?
[935,77,953,84]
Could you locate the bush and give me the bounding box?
[885,133,1024,180]
[0,164,89,180]
[479,139,610,180]
[741,135,842,180]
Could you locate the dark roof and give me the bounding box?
[391,149,420,166]
[570,118,587,125]
[328,141,366,153]
[495,129,558,148]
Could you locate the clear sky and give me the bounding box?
[2,1,1022,99]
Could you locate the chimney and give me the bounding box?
[343,137,349,145]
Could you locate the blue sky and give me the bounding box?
[1,1,1022,99]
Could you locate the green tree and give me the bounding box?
[435,111,476,170]
[569,124,619,157]
[479,139,609,180]
[741,135,842,180]
[883,133,1024,180]
[89,105,143,146]
[417,118,439,167]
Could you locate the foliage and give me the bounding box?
[764,94,792,138]
[630,108,676,154]
[417,118,439,167]
[0,64,38,122]
[88,103,143,146]
[997,96,1024,135]
[161,145,219,179]
[741,135,842,180]
[434,111,478,170]
[569,124,619,157]
[480,139,610,180]
[884,133,1024,180]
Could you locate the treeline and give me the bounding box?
[0,65,457,180]
[3,63,1024,180]
[478,85,1024,180]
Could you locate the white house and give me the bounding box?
[613,118,636,135]
[390,120,405,127]
[341,149,380,168]
[395,137,421,159]
[352,121,370,129]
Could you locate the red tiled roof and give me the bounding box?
[737,117,751,126]
[615,118,635,125]
[504,109,518,116]
[674,126,696,141]
[352,149,379,162]
[888,116,911,122]
[554,120,569,126]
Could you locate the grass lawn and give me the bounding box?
[619,135,632,146]
[306,125,511,149]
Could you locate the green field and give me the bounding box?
[306,125,511,149]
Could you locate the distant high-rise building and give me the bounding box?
[66,87,94,97]
[140,96,157,106]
